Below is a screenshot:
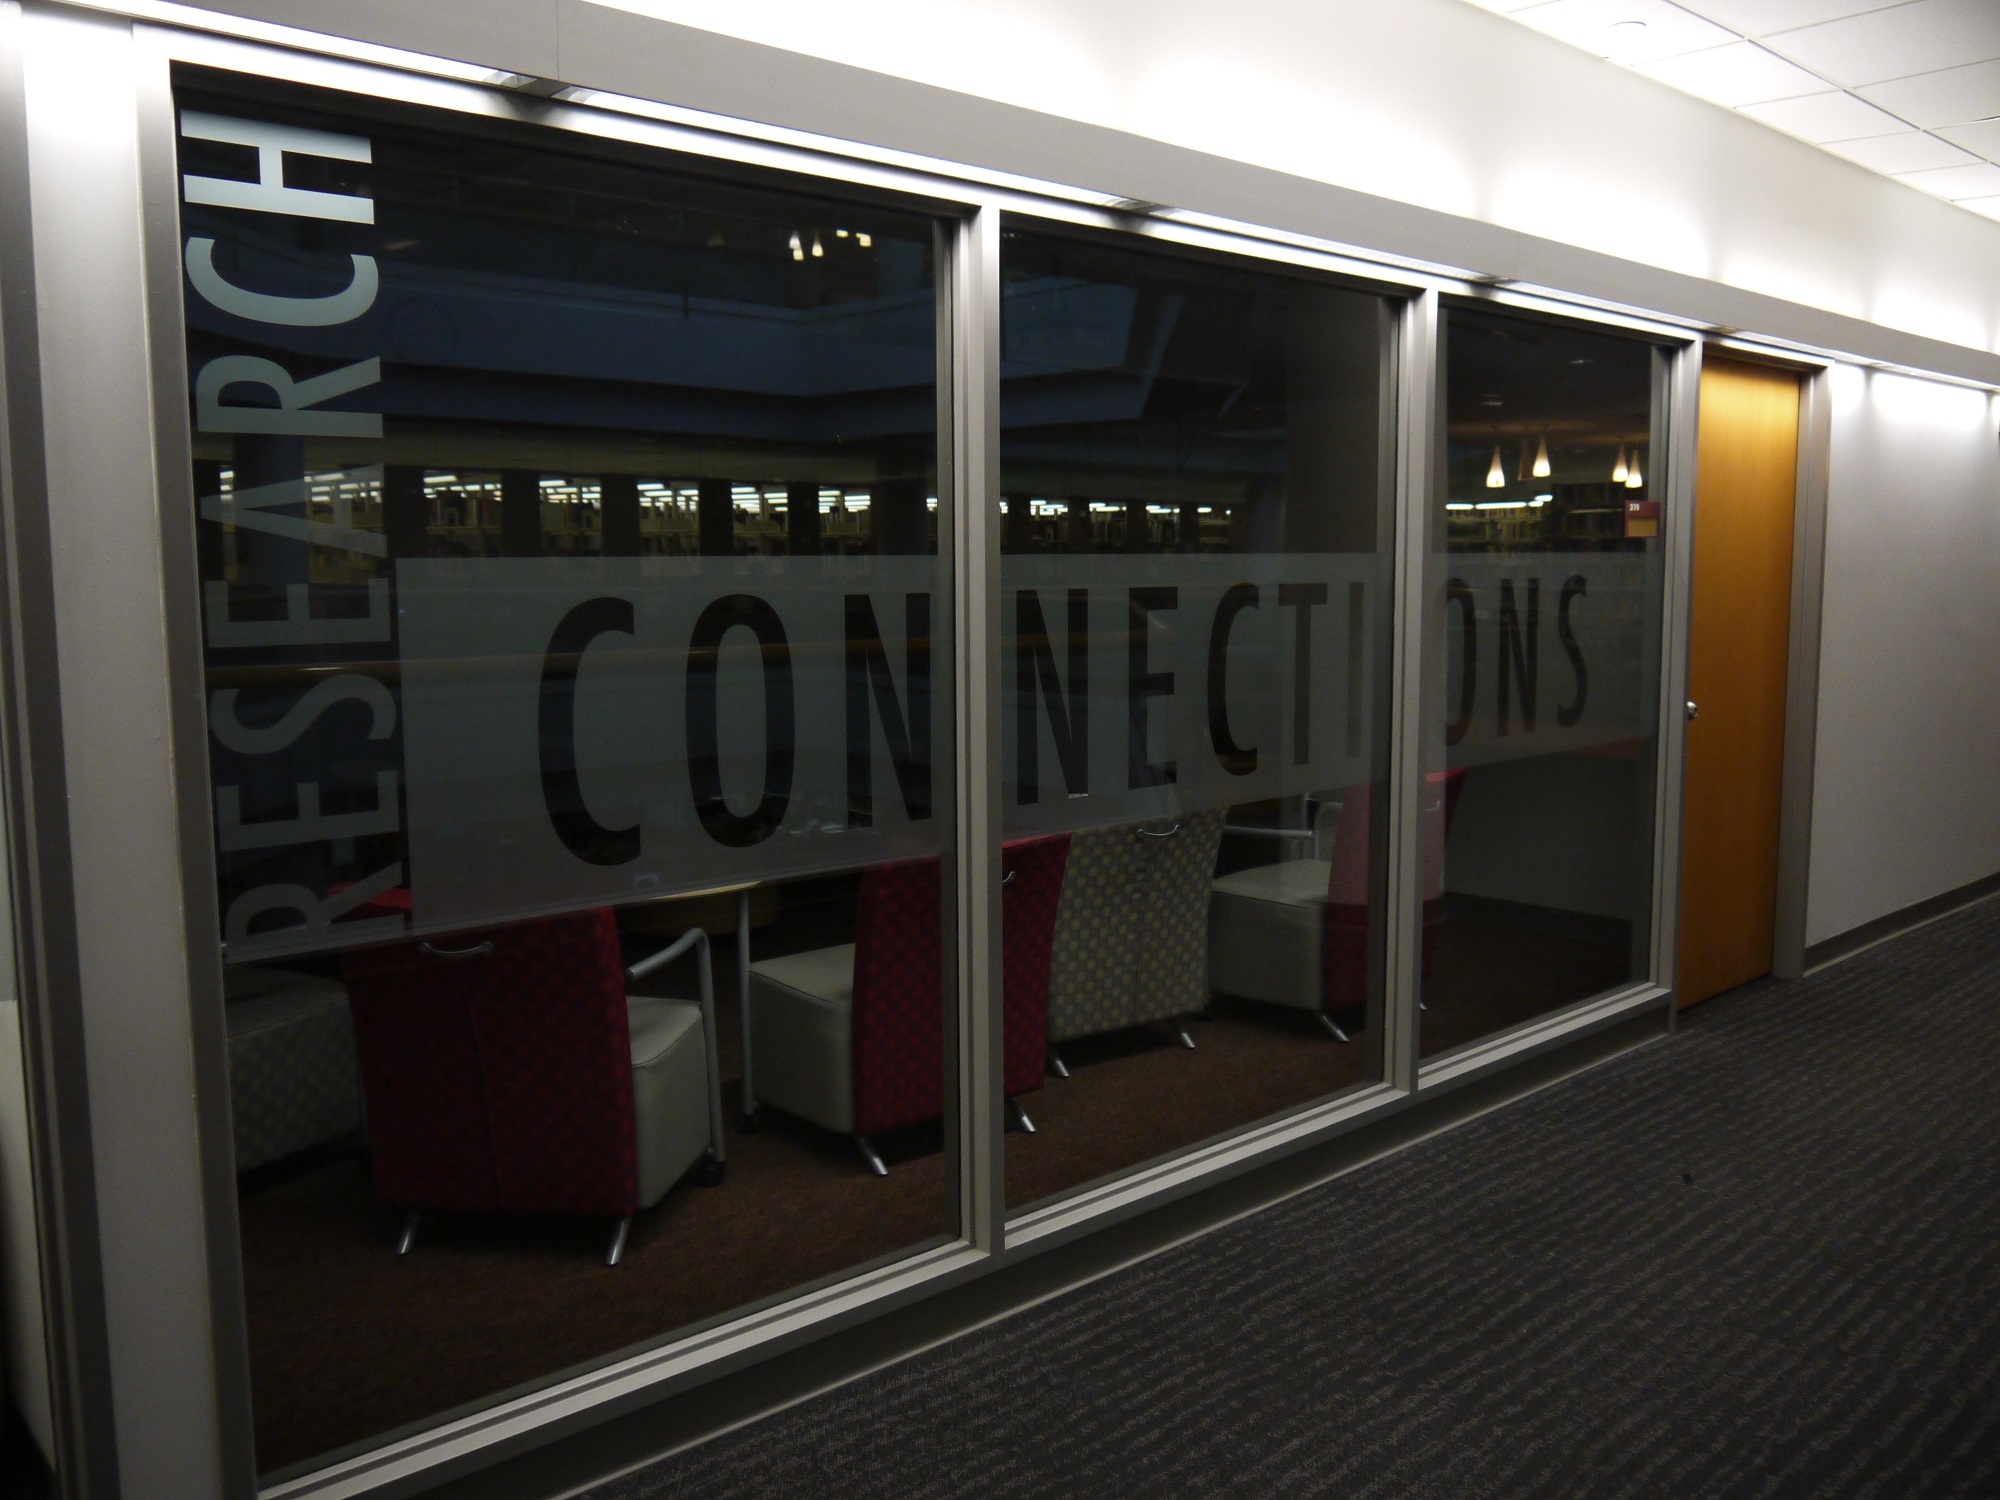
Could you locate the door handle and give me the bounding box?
[1685,700,1699,721]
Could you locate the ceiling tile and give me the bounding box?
[1670,1,1913,36]
[1737,88,1913,138]
[1892,160,2000,196]
[1822,129,1980,170]
[1859,57,2000,125]
[1509,0,1739,63]
[1934,117,2000,160]
[1763,0,2000,87]
[1634,40,1828,103]
[1484,0,2000,223]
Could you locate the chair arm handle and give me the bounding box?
[418,940,494,960]
[626,925,707,982]
[1136,823,1183,839]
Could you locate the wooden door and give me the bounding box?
[1677,358,1801,1008]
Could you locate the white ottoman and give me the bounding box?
[1207,859,1330,1013]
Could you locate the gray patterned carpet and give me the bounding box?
[586,898,2000,1499]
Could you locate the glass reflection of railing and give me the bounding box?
[1003,496,1234,553]
[206,468,947,562]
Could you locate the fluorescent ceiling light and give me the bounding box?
[1736,90,1909,143]
[1893,161,2000,201]
[1680,1,1889,32]
[1635,40,1823,107]
[1757,2,2000,90]
[1857,59,2000,132]
[1937,119,2000,159]
[1507,0,1735,66]
[1822,132,1980,175]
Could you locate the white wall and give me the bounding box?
[1807,368,2000,946]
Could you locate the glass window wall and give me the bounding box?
[177,69,955,1476]
[1420,304,1668,1056]
[996,225,1400,1211]
[124,54,1689,1484]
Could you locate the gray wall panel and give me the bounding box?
[19,6,226,1494]
[166,0,557,77]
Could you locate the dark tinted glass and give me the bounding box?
[997,225,1397,1211]
[178,70,953,1475]
[1420,305,1665,1055]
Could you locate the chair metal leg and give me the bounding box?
[855,1134,889,1177]
[693,932,726,1167]
[1047,1046,1070,1079]
[1006,1097,1036,1134]
[1172,1022,1196,1050]
[605,1215,631,1267]
[395,1211,420,1256]
[737,888,758,1128]
[1317,1013,1352,1044]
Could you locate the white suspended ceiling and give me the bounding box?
[1468,0,2000,221]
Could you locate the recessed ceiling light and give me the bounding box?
[1605,19,1649,57]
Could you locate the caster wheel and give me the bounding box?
[738,1108,764,1134]
[698,1157,726,1187]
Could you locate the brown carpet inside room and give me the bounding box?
[239,888,1631,1476]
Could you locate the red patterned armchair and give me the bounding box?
[744,836,1070,1175]
[342,906,724,1265]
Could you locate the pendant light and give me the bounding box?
[1625,450,1644,489]
[811,230,824,258]
[789,230,804,262]
[1486,446,1506,489]
[1532,433,1551,478]
[1612,444,1628,484]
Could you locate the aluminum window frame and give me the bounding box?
[1,9,1718,1498]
